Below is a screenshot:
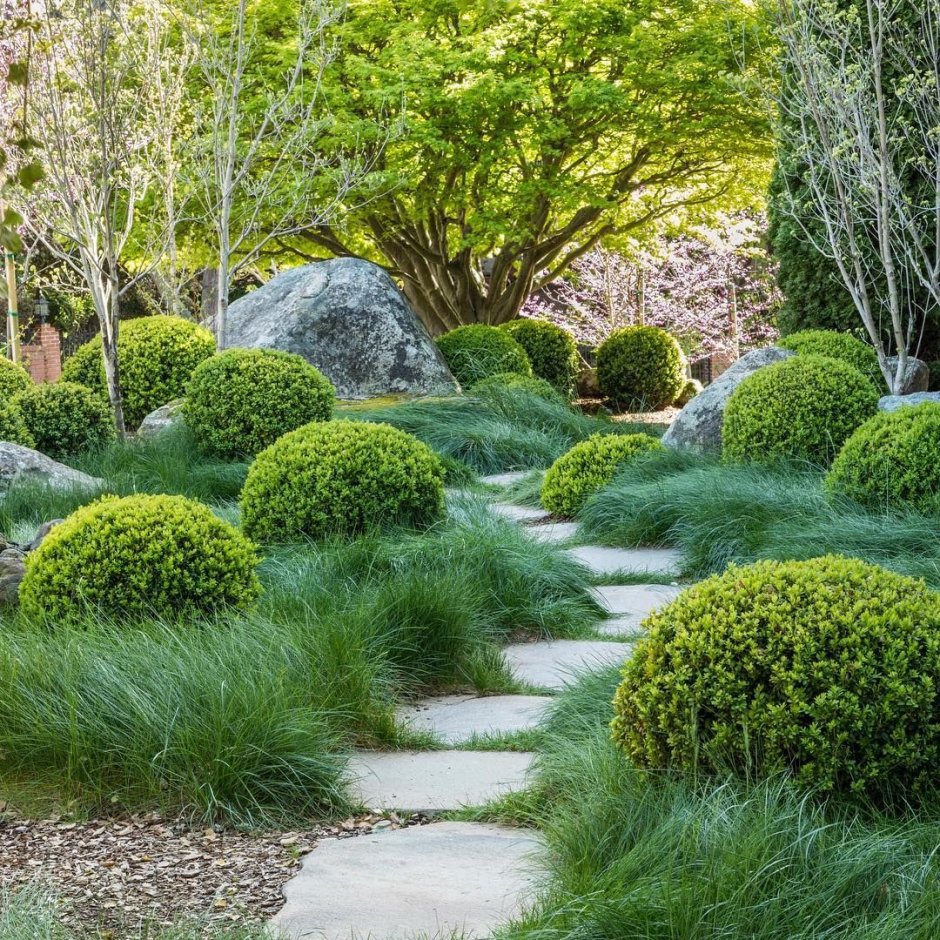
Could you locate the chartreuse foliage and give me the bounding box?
[780,329,882,387]
[502,320,579,393]
[241,420,445,543]
[595,326,686,411]
[184,348,336,459]
[826,403,940,512]
[436,325,532,387]
[12,381,114,458]
[19,494,260,623]
[723,354,879,466]
[541,433,664,517]
[62,316,215,428]
[0,403,33,448]
[613,556,940,800]
[0,358,32,399]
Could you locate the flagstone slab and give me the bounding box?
[490,502,551,523]
[273,821,541,940]
[504,639,632,690]
[347,751,534,813]
[567,545,682,576]
[479,471,533,487]
[397,695,552,745]
[527,521,581,544]
[591,583,685,619]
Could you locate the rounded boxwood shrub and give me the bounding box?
[62,316,215,428]
[780,329,882,387]
[0,402,34,447]
[501,319,579,393]
[471,372,564,403]
[595,326,685,411]
[612,556,940,800]
[722,354,879,466]
[436,325,532,388]
[19,494,260,623]
[541,433,664,517]
[0,358,33,399]
[674,378,703,407]
[13,382,115,458]
[241,420,445,543]
[826,402,940,512]
[184,348,336,459]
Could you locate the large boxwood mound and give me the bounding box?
[436,325,532,388]
[613,555,940,800]
[13,382,114,458]
[240,420,446,543]
[0,358,33,399]
[826,402,940,512]
[20,494,260,623]
[779,329,882,387]
[184,348,336,459]
[0,403,34,448]
[595,326,685,411]
[722,354,879,466]
[502,319,579,393]
[62,316,215,428]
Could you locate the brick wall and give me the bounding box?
[21,323,63,384]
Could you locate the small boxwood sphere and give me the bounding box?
[780,329,882,387]
[62,316,215,428]
[436,325,532,388]
[13,382,115,458]
[826,403,940,512]
[722,354,879,466]
[501,319,579,393]
[19,494,260,623]
[541,433,664,517]
[595,326,686,411]
[0,358,33,399]
[0,402,34,447]
[240,420,446,543]
[674,378,703,407]
[613,556,940,800]
[471,372,564,403]
[184,348,336,459]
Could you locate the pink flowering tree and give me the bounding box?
[521,214,780,362]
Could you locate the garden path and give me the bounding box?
[271,479,684,940]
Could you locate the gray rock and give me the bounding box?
[884,356,929,394]
[0,443,104,493]
[0,551,25,605]
[224,258,459,399]
[878,391,940,412]
[662,347,795,453]
[137,400,183,438]
[25,519,64,552]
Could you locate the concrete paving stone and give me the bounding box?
[591,583,685,618]
[526,521,581,544]
[490,502,551,523]
[397,695,553,745]
[479,471,533,487]
[346,751,534,813]
[504,639,633,690]
[273,821,541,940]
[567,545,682,576]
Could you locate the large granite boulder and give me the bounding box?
[878,391,940,412]
[224,259,459,399]
[0,442,104,492]
[662,347,796,453]
[884,356,929,394]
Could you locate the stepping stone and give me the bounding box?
[479,471,532,487]
[527,521,580,544]
[347,751,534,813]
[591,583,685,618]
[504,639,632,690]
[490,502,551,523]
[273,821,541,940]
[567,545,682,576]
[397,695,552,745]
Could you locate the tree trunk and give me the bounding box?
[102,279,126,435]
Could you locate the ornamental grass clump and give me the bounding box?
[501,319,579,393]
[595,326,686,411]
[436,324,532,387]
[13,381,114,458]
[62,315,215,428]
[780,328,882,387]
[613,555,940,801]
[826,402,940,512]
[541,432,664,517]
[19,494,260,623]
[471,372,564,403]
[240,420,446,543]
[722,354,879,466]
[184,348,335,459]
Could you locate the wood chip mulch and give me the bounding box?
[0,807,429,936]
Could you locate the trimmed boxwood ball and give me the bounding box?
[0,402,34,447]
[826,403,940,512]
[501,319,579,393]
[184,348,336,459]
[613,556,940,801]
[471,372,564,403]
[240,420,445,543]
[62,315,215,428]
[780,328,882,387]
[19,494,260,623]
[436,325,532,388]
[0,357,33,399]
[674,377,703,407]
[722,354,879,466]
[595,326,685,411]
[13,382,114,458]
[541,433,664,517]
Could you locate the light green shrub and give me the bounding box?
[240,419,446,543]
[13,382,114,458]
[471,372,564,403]
[595,326,685,411]
[780,329,882,387]
[183,348,335,458]
[0,403,34,448]
[0,358,32,399]
[501,319,579,392]
[674,378,703,407]
[436,324,532,387]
